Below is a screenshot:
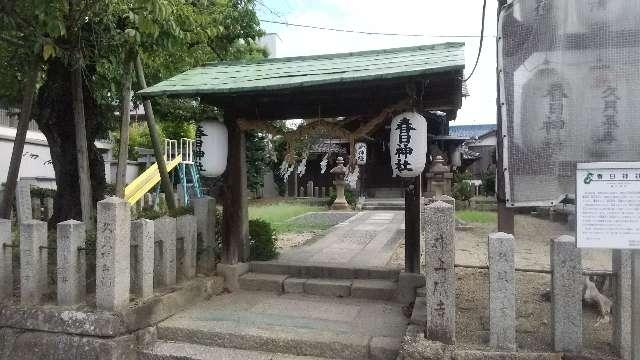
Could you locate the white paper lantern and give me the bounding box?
[355,142,367,165]
[198,120,228,177]
[389,112,428,178]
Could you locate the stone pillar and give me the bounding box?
[423,201,456,344]
[96,197,131,311]
[15,180,32,223]
[131,219,154,300]
[20,220,47,305]
[154,216,176,287]
[57,220,86,305]
[0,219,12,300]
[144,193,153,209]
[31,198,41,220]
[158,193,167,211]
[193,196,217,274]
[321,187,326,198]
[306,181,314,198]
[176,214,197,281]
[488,232,516,351]
[613,250,632,359]
[314,187,319,198]
[45,197,54,220]
[299,186,304,197]
[551,235,582,352]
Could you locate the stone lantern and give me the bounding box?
[425,155,453,198]
[329,157,349,210]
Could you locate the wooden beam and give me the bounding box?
[135,55,177,211]
[222,116,249,264]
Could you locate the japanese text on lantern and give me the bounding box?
[394,117,415,173]
[194,125,207,172]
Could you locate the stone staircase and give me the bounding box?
[139,262,406,360]
[360,198,405,211]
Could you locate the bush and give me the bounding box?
[327,187,357,208]
[249,219,278,261]
[452,170,474,204]
[480,170,496,196]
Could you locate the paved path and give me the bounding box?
[275,211,404,268]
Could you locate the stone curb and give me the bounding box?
[0,276,223,338]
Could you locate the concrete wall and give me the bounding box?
[0,125,119,187]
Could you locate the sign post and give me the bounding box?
[576,162,640,359]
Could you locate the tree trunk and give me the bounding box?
[35,58,105,227]
[0,60,40,219]
[115,58,133,198]
[71,52,94,229]
[134,55,176,211]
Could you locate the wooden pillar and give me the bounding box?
[223,117,249,264]
[496,0,514,234]
[404,176,421,273]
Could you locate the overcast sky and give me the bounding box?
[256,0,499,126]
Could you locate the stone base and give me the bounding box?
[398,272,426,305]
[216,262,250,292]
[331,201,350,211]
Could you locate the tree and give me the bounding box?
[0,0,263,223]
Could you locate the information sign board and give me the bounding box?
[576,162,640,249]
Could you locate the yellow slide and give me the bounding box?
[124,155,182,205]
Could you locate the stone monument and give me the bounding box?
[425,156,453,198]
[329,157,349,210]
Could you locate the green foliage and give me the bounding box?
[133,204,192,220]
[327,188,357,208]
[246,130,269,193]
[456,210,497,224]
[30,186,56,199]
[480,170,496,196]
[249,219,278,261]
[452,170,474,204]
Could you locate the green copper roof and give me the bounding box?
[138,42,465,97]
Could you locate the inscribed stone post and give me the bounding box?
[159,193,167,211]
[314,187,319,198]
[488,232,516,351]
[131,219,154,299]
[144,193,153,209]
[20,220,47,305]
[96,197,131,311]
[193,196,216,274]
[307,181,314,198]
[613,250,632,359]
[57,220,86,305]
[31,198,41,220]
[423,201,456,344]
[154,216,177,287]
[176,215,197,280]
[15,180,32,223]
[0,219,12,300]
[551,235,582,352]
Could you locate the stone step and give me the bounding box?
[156,316,401,360]
[140,340,333,360]
[249,262,400,281]
[361,205,405,211]
[239,273,398,301]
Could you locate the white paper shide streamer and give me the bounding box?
[355,142,367,165]
[389,112,427,178]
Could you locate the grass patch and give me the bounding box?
[456,210,497,224]
[249,202,328,234]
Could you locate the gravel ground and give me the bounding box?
[388,213,616,356]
